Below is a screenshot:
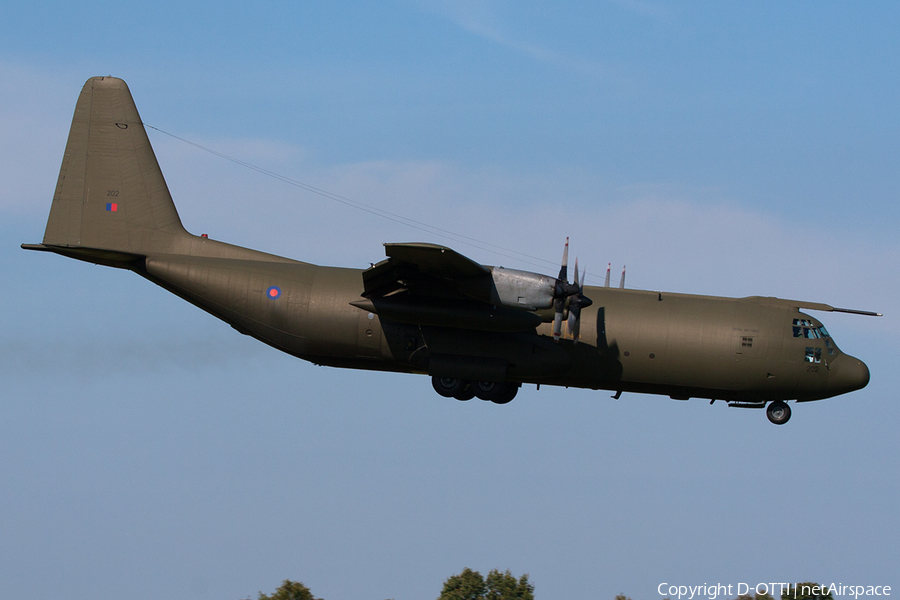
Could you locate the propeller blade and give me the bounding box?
[581,264,587,297]
[569,318,579,341]
[569,259,581,341]
[558,237,569,282]
[553,238,571,341]
[567,263,591,343]
[567,303,580,342]
[553,306,564,341]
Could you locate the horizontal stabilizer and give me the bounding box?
[20,243,144,269]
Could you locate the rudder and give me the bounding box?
[42,76,188,255]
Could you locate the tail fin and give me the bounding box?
[31,76,188,261]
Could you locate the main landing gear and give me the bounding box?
[432,376,520,404]
[766,400,791,425]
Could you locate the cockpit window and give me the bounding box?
[792,319,830,339]
[805,347,822,363]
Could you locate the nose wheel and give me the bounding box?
[766,401,791,425]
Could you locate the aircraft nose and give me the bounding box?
[832,354,870,394]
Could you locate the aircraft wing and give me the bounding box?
[384,243,490,278]
[356,243,545,332]
[362,242,490,299]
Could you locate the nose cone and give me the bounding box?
[831,354,870,395]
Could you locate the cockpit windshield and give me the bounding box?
[792,318,830,339]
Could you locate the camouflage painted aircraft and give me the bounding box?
[23,77,879,424]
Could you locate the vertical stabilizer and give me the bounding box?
[41,76,188,255]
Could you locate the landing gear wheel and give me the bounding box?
[491,383,519,405]
[453,385,476,401]
[766,401,791,425]
[473,381,502,401]
[432,376,467,398]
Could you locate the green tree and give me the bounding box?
[438,568,534,600]
[484,569,534,600]
[439,567,487,600]
[257,579,322,600]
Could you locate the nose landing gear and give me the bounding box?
[766,400,791,425]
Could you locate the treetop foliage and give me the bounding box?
[438,568,535,600]
[255,579,322,600]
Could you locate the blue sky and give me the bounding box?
[1,2,898,599]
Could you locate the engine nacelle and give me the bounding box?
[488,267,557,311]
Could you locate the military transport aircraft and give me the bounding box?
[23,77,880,424]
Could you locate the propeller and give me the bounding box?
[552,238,571,341]
[567,259,592,343]
[552,238,592,341]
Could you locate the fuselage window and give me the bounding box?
[742,337,753,347]
[805,347,822,363]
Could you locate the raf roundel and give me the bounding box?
[266,286,281,300]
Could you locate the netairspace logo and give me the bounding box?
[657,584,892,600]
